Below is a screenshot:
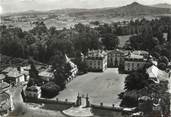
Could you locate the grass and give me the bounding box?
[55,68,127,106]
[118,35,132,48]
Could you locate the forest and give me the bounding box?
[0,17,171,64]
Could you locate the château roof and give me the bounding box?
[87,50,107,59]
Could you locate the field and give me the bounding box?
[56,68,127,106]
[118,35,132,48]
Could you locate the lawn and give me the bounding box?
[56,68,127,106]
[118,35,132,48]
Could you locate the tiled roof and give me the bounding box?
[26,86,41,92]
[0,92,10,102]
[2,67,14,73]
[7,69,23,78]
[87,50,107,58]
[0,74,5,80]
[0,92,11,111]
[0,82,10,91]
[39,71,54,78]
[132,50,149,55]
[146,65,169,82]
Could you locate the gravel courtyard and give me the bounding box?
[56,68,127,106]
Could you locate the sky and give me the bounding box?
[0,0,171,14]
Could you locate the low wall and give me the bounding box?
[91,104,123,112]
[24,97,75,106]
[91,103,136,117]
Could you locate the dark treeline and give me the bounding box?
[0,16,171,64]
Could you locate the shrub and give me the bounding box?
[41,82,61,98]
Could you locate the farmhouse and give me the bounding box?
[124,53,147,72]
[6,68,25,85]
[0,92,13,116]
[38,71,54,82]
[1,67,30,85]
[25,85,41,99]
[85,50,107,72]
[0,79,13,116]
[107,49,128,67]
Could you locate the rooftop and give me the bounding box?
[0,92,11,112]
[2,67,14,73]
[0,82,10,91]
[26,86,41,92]
[7,69,23,78]
[146,65,169,82]
[0,92,10,102]
[39,71,54,78]
[0,74,5,80]
[125,53,145,61]
[132,50,149,55]
[87,50,107,58]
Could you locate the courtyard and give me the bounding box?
[56,68,127,106]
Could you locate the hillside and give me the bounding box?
[68,2,171,17]
[151,3,171,9]
[4,2,171,17]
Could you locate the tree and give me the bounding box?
[50,52,72,89]
[41,82,61,98]
[158,62,167,70]
[167,26,171,43]
[101,33,120,50]
[124,70,149,90]
[27,58,39,87]
[158,56,169,67]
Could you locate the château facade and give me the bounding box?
[107,49,127,67]
[124,53,147,72]
[85,50,107,72]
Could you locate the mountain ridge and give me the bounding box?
[3,2,171,17]
[151,3,171,9]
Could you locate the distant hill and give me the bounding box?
[68,2,171,17]
[4,2,171,17]
[151,3,171,9]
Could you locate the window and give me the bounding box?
[89,61,92,66]
[137,63,139,67]
[127,63,130,67]
[98,61,101,65]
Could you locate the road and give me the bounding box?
[8,85,66,117]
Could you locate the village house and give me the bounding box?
[0,92,13,116]
[124,53,147,72]
[1,67,31,85]
[6,69,25,85]
[38,70,54,82]
[64,54,78,80]
[85,50,107,72]
[107,49,128,67]
[25,85,41,99]
[0,78,13,116]
[146,65,169,83]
